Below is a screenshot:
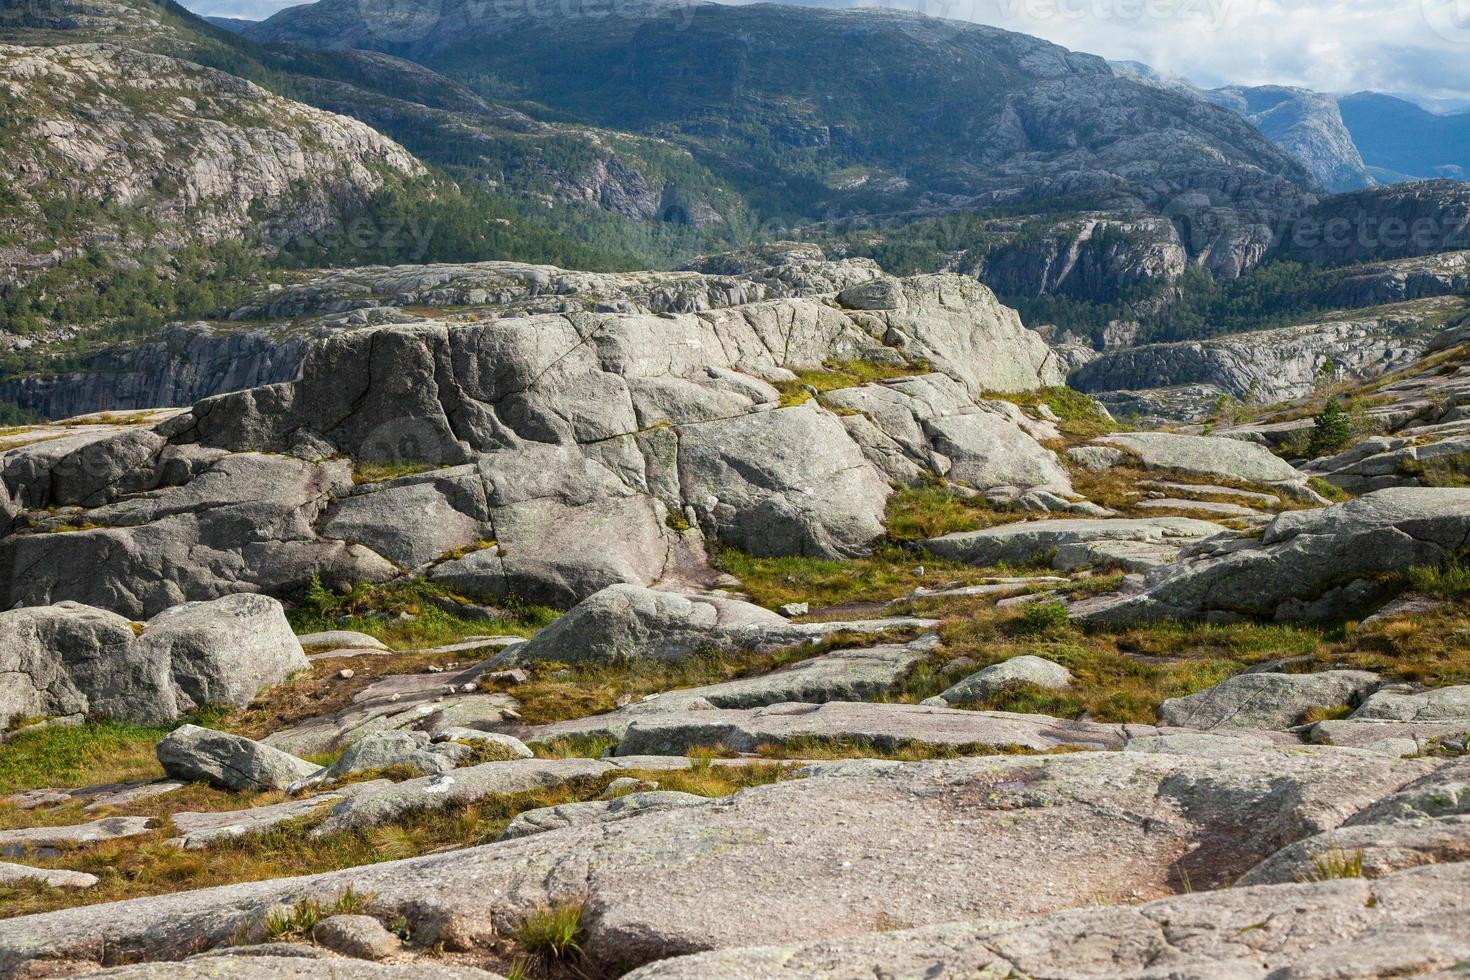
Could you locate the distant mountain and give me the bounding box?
[244,0,1317,276]
[204,15,256,31]
[1338,92,1470,181]
[1204,86,1373,193]
[1113,60,1470,193]
[1111,63,1372,193]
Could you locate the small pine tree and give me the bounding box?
[1308,398,1353,458]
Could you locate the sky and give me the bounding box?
[182,0,1470,103]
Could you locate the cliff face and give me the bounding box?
[0,324,312,420]
[1277,181,1470,267]
[978,216,1189,300]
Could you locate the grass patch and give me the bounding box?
[0,764,788,919]
[352,461,440,485]
[774,359,931,407]
[288,577,556,652]
[1013,600,1071,637]
[0,721,171,795]
[884,482,1024,541]
[982,386,1118,439]
[1400,552,1470,599]
[504,632,902,726]
[261,887,374,941]
[714,543,1029,611]
[1403,451,1470,488]
[1302,848,1365,882]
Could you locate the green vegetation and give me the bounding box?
[1400,551,1470,599]
[1403,451,1470,488]
[261,888,374,941]
[1307,399,1354,457]
[274,173,643,273]
[714,543,1030,611]
[289,577,556,652]
[0,720,172,795]
[884,483,1020,541]
[1304,849,1366,882]
[498,633,908,726]
[514,899,586,964]
[0,758,787,919]
[1013,600,1071,637]
[774,359,932,407]
[984,387,1119,439]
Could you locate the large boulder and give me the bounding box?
[1072,488,1470,625]
[1157,671,1383,731]
[0,602,175,728]
[134,593,309,715]
[1351,685,1470,722]
[676,404,890,559]
[0,596,307,729]
[509,585,788,665]
[931,655,1073,705]
[509,584,936,666]
[1096,430,1318,498]
[157,725,322,792]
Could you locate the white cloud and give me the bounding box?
[905,0,1470,98]
[177,0,1470,99]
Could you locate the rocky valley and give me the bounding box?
[2,0,1470,977]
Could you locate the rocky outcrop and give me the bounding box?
[1279,180,1470,267]
[920,516,1226,572]
[626,863,1470,979]
[0,748,1431,974]
[0,42,422,288]
[1157,670,1383,730]
[0,274,1070,616]
[1071,312,1440,416]
[0,594,307,728]
[1094,431,1319,498]
[1071,488,1470,625]
[227,250,883,322]
[509,584,936,668]
[1320,250,1470,308]
[930,655,1073,705]
[977,214,1188,299]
